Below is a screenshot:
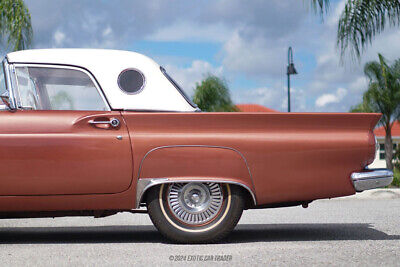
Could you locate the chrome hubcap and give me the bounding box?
[167,182,223,225]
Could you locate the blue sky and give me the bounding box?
[18,0,400,111]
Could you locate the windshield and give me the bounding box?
[160,66,199,110]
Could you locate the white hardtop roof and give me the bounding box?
[6,49,197,112]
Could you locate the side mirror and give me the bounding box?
[0,95,15,111]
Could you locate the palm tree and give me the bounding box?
[311,0,400,59]
[193,75,238,112]
[0,0,32,51]
[351,54,400,170]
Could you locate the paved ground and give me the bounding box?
[0,198,398,266]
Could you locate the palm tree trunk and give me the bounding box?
[385,124,394,170]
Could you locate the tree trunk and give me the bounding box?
[385,125,393,170]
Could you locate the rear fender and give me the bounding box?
[135,145,256,208]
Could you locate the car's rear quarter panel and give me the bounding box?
[123,112,380,206]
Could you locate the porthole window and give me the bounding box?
[117,69,145,94]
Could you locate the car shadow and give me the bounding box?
[0,223,398,244]
[225,223,400,244]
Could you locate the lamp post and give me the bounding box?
[287,47,298,112]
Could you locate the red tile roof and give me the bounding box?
[374,121,400,137]
[236,104,277,112]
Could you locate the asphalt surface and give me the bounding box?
[0,198,398,266]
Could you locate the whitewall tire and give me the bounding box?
[146,182,244,243]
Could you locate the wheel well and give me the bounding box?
[139,182,256,209]
[230,184,255,210]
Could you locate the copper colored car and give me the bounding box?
[0,49,393,243]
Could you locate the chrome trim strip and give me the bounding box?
[351,169,393,192]
[160,66,199,110]
[135,178,257,209]
[2,58,16,109]
[137,145,255,191]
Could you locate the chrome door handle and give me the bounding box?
[88,118,120,128]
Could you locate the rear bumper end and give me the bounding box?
[351,169,393,192]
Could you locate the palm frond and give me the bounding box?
[309,0,330,15]
[364,61,384,82]
[337,0,400,60]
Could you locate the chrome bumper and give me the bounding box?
[351,169,393,192]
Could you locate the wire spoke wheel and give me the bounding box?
[167,182,223,225]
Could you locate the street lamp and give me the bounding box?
[287,46,298,112]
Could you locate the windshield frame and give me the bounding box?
[2,57,17,109]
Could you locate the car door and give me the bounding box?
[0,62,133,195]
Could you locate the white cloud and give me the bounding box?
[146,21,232,43]
[221,31,286,78]
[315,87,347,107]
[49,22,116,49]
[232,86,306,112]
[234,87,281,108]
[327,0,346,27]
[349,76,368,93]
[102,26,112,37]
[53,30,66,46]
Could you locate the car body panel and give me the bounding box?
[137,145,254,203]
[139,146,252,184]
[0,189,134,212]
[122,112,379,206]
[0,110,133,196]
[0,111,379,212]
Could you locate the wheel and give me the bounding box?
[146,182,244,243]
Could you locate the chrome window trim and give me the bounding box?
[160,66,199,110]
[135,178,257,209]
[12,63,111,111]
[2,58,17,109]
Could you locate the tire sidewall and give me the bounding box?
[147,183,244,243]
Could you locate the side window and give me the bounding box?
[14,66,108,111]
[14,67,40,109]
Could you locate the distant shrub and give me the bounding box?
[193,75,238,112]
[392,168,400,187]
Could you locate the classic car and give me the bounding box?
[0,49,393,243]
